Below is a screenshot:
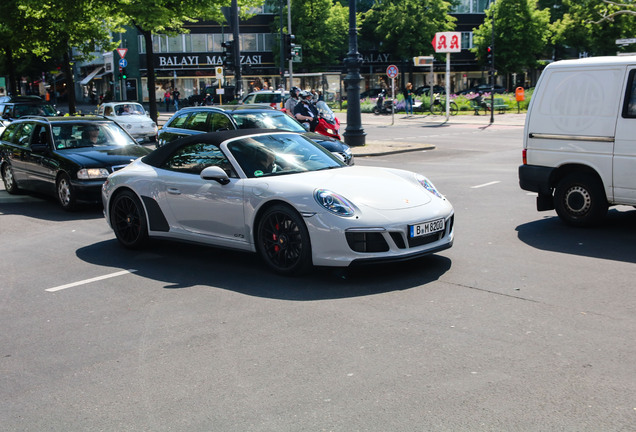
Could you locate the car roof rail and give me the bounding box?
[20,115,51,121]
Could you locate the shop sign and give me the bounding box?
[156,53,264,68]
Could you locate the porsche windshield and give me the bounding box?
[52,122,138,149]
[227,133,345,178]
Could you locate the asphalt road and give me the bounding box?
[1,123,634,431]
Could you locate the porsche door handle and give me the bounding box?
[167,187,181,195]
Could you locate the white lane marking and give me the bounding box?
[471,181,501,189]
[46,269,138,292]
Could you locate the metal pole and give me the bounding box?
[232,0,242,97]
[343,0,366,146]
[287,0,293,89]
[279,0,285,89]
[445,52,450,120]
[490,1,495,124]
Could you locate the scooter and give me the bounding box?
[373,91,395,115]
[314,101,341,140]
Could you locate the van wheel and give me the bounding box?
[554,173,607,227]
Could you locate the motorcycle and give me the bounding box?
[373,91,395,115]
[314,100,341,140]
[282,100,341,140]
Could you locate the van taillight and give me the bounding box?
[522,149,527,165]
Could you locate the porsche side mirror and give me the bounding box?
[200,165,230,185]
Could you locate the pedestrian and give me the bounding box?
[164,89,171,112]
[404,82,414,116]
[172,87,181,111]
[294,90,319,131]
[284,86,300,117]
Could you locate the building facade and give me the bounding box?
[74,1,505,105]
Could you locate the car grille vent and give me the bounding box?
[389,232,406,249]
[111,165,129,172]
[346,232,389,253]
[408,232,443,248]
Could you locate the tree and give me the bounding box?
[2,0,121,113]
[472,0,550,79]
[359,0,456,61]
[551,0,636,56]
[284,0,348,71]
[0,0,54,96]
[113,0,261,122]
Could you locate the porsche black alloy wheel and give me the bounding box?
[111,190,148,249]
[257,204,312,275]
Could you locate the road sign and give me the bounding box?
[413,56,434,66]
[386,64,399,79]
[215,67,223,79]
[292,45,302,63]
[616,38,636,45]
[116,48,128,59]
[118,58,128,68]
[432,32,461,53]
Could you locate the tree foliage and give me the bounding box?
[283,0,348,71]
[472,0,550,75]
[551,0,636,56]
[359,0,456,61]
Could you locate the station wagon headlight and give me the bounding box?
[77,168,110,180]
[314,189,355,217]
[415,174,443,198]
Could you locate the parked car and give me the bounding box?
[240,90,289,108]
[102,129,454,275]
[0,95,60,121]
[157,105,353,165]
[97,102,158,143]
[459,84,507,95]
[0,116,151,210]
[360,89,384,99]
[414,85,446,96]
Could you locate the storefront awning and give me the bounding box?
[79,66,104,86]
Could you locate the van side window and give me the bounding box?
[622,69,636,118]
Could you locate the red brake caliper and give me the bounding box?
[273,223,280,252]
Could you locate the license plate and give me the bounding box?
[409,218,445,238]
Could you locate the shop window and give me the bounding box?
[241,34,257,52]
[191,34,207,52]
[168,35,184,52]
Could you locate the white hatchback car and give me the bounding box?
[97,102,158,144]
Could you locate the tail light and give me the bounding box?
[522,149,527,165]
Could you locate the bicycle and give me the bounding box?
[430,95,459,116]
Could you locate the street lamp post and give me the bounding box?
[343,0,366,147]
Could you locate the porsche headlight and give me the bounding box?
[415,174,443,198]
[314,189,355,217]
[77,168,110,180]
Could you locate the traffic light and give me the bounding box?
[486,46,493,64]
[121,68,127,80]
[221,40,235,70]
[284,34,296,61]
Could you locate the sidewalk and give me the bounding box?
[340,111,526,156]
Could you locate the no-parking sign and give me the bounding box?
[386,64,399,78]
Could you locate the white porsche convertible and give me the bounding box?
[102,129,454,275]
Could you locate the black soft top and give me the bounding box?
[141,129,294,167]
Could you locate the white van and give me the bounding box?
[519,56,636,226]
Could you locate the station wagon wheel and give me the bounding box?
[554,173,608,227]
[110,190,148,249]
[56,173,77,211]
[256,204,312,275]
[2,163,20,194]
